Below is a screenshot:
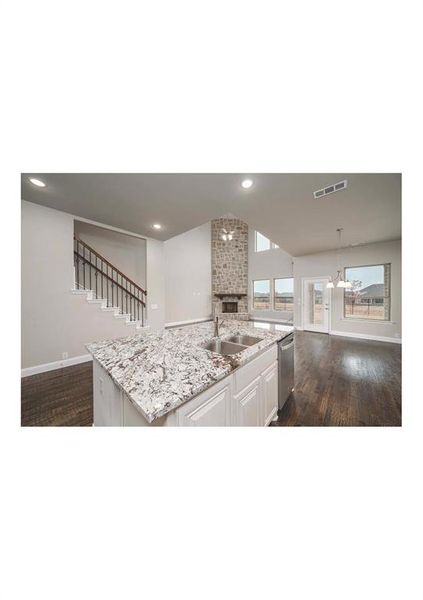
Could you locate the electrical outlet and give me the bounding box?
[99,378,103,395]
[62,352,68,360]
[151,303,158,310]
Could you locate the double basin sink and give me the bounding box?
[203,335,262,356]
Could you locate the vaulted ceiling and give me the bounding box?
[21,173,401,256]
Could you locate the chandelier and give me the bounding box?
[327,228,352,289]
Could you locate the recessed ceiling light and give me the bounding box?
[152,223,162,230]
[241,178,253,189]
[29,177,46,188]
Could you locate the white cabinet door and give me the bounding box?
[93,360,123,426]
[178,385,231,426]
[234,376,262,427]
[262,361,278,426]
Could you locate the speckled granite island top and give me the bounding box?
[87,320,293,423]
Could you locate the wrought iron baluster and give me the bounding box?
[108,266,110,306]
[75,239,79,289]
[83,244,86,289]
[111,268,114,307]
[95,255,98,298]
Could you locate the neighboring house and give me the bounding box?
[347,283,384,305]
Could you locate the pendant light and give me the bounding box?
[327,228,351,289]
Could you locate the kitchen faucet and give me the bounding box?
[214,316,224,337]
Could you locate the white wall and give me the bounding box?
[248,228,294,322]
[294,240,401,341]
[21,200,165,370]
[164,222,212,325]
[74,220,146,290]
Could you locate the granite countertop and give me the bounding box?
[87,320,294,423]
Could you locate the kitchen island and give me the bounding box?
[87,320,293,426]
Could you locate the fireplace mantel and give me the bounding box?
[214,293,247,299]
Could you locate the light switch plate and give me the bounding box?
[151,303,158,310]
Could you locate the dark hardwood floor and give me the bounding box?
[21,362,93,426]
[272,331,401,426]
[21,332,401,427]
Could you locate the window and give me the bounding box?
[274,278,294,312]
[255,231,280,252]
[344,264,391,321]
[255,231,271,252]
[253,280,271,309]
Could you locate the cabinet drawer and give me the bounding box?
[233,344,277,395]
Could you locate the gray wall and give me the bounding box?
[21,201,165,369]
[147,237,166,331]
[164,222,212,324]
[248,228,294,321]
[74,220,146,290]
[293,239,401,340]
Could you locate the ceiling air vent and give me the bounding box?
[313,179,348,199]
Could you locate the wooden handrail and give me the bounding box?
[74,235,147,295]
[74,251,146,307]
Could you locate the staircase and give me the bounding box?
[72,236,147,332]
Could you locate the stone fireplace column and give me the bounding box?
[211,217,249,321]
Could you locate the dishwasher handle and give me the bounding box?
[279,333,294,349]
[279,339,294,351]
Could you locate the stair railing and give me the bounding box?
[73,236,147,326]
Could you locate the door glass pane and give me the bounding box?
[308,283,323,324]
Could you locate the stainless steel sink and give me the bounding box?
[203,339,246,355]
[225,335,262,346]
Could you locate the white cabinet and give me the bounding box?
[177,384,231,426]
[234,376,262,426]
[262,362,278,425]
[93,360,123,426]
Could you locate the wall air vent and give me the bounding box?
[313,179,348,199]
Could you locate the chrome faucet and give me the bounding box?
[214,316,224,337]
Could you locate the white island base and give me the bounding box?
[93,344,279,427]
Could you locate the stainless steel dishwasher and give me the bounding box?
[278,332,295,410]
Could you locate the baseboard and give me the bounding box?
[21,354,93,378]
[330,330,402,344]
[165,316,212,328]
